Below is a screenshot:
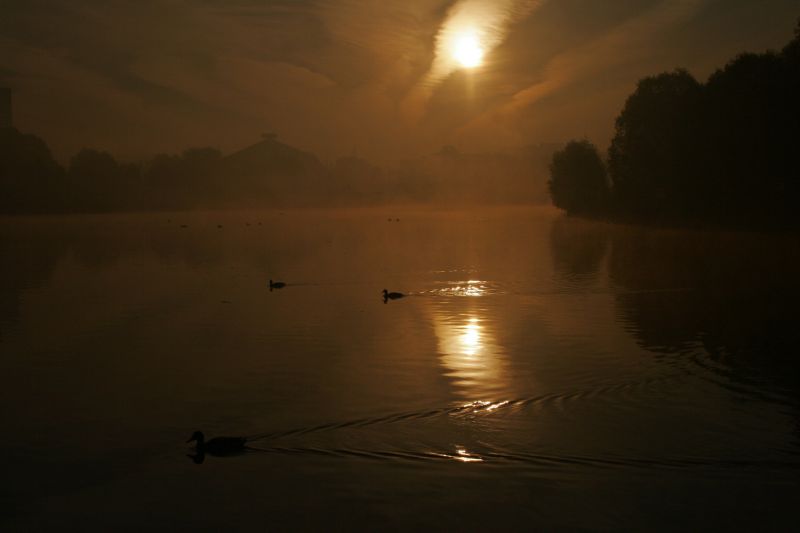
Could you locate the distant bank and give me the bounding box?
[0,125,555,214]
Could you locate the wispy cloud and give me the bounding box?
[456,0,710,147]
[0,0,793,161]
[402,0,543,121]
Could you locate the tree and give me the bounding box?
[0,129,65,213]
[608,69,703,221]
[68,148,139,211]
[702,51,794,225]
[142,147,221,209]
[548,140,609,216]
[782,17,800,61]
[177,147,223,206]
[330,155,385,203]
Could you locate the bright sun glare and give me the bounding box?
[452,33,484,69]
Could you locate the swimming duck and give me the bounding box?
[383,289,405,301]
[186,431,246,455]
[269,279,287,290]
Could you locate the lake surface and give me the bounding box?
[1,207,798,531]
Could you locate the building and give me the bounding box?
[0,88,12,129]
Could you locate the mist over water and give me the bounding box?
[1,207,798,530]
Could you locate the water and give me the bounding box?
[1,207,798,531]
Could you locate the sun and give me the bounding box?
[452,33,484,69]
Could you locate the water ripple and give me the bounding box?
[243,444,800,471]
[245,373,691,442]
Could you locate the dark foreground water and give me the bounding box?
[1,207,798,531]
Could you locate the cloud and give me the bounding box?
[402,0,543,122]
[0,0,795,162]
[455,0,710,147]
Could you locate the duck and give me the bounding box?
[383,289,405,302]
[186,431,247,456]
[269,279,287,290]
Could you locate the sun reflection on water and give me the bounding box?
[428,280,487,297]
[434,446,484,463]
[431,303,510,399]
[453,446,484,463]
[460,317,481,356]
[461,280,485,297]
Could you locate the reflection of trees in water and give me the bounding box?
[608,225,800,395]
[2,211,527,339]
[549,215,610,284]
[0,215,337,338]
[0,224,66,339]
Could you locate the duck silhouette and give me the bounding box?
[187,431,247,464]
[383,289,405,303]
[269,279,287,291]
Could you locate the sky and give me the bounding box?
[0,0,797,163]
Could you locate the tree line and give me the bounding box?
[0,129,229,213]
[549,20,800,230]
[0,128,553,213]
